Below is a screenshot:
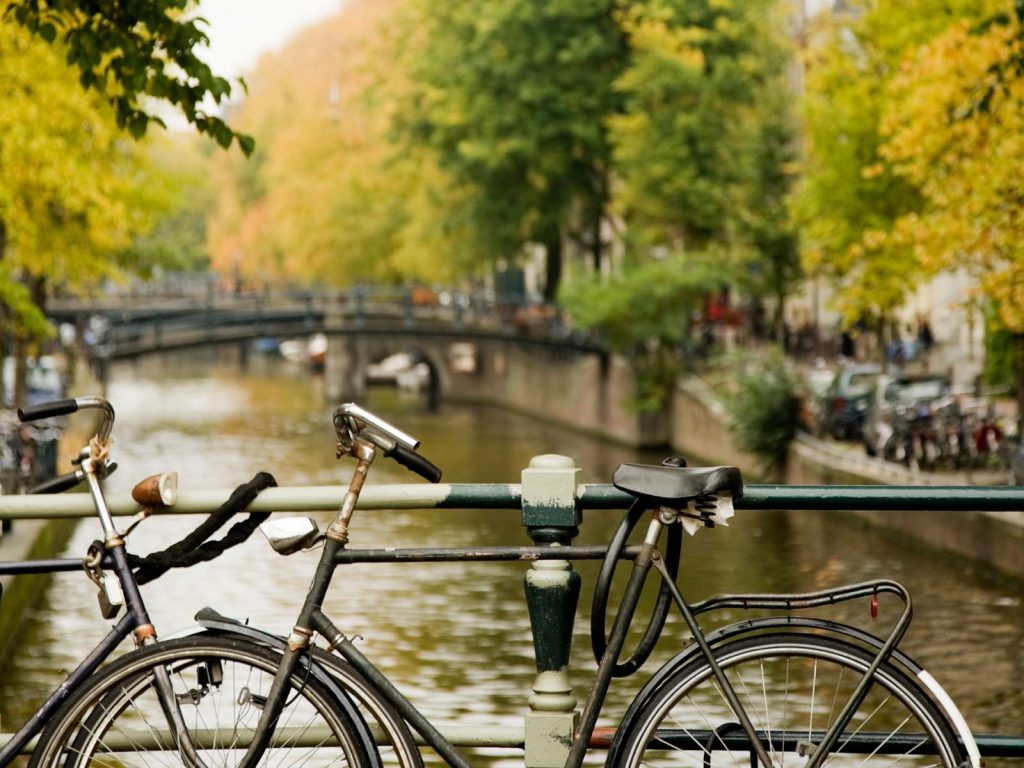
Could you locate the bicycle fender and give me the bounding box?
[606,616,970,767]
[186,608,385,768]
[916,669,981,768]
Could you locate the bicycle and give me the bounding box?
[34,402,981,768]
[0,397,390,768]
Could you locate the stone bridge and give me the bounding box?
[47,291,665,446]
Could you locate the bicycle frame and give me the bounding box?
[245,436,921,768]
[0,397,189,766]
[0,535,155,764]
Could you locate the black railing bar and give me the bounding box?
[627,730,1024,757]
[0,546,642,576]
[580,484,1024,511]
[4,483,1023,521]
[333,545,641,565]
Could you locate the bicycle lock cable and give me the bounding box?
[128,471,278,585]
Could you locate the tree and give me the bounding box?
[611,0,762,248]
[880,7,1024,417]
[4,0,252,153]
[608,0,799,337]
[393,0,626,299]
[558,254,719,410]
[128,134,218,273]
[789,0,1003,346]
[206,0,433,288]
[0,22,173,401]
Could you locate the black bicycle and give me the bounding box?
[32,403,979,768]
[0,397,384,768]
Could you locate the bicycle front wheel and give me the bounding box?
[611,633,965,768]
[31,635,376,768]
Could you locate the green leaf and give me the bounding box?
[237,133,256,156]
[213,121,233,148]
[39,22,56,42]
[128,114,148,139]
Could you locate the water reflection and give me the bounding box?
[0,349,1020,759]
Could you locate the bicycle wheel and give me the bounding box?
[611,633,965,768]
[31,635,376,768]
[308,646,423,768]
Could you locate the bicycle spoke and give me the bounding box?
[782,657,790,768]
[618,636,964,768]
[760,659,775,768]
[710,676,763,768]
[33,640,373,768]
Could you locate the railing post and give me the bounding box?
[521,455,582,768]
[403,288,414,328]
[354,285,366,328]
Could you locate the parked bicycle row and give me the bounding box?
[807,362,1021,479]
[0,394,986,768]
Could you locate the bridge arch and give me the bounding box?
[364,342,444,408]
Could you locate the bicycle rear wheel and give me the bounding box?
[610,633,966,768]
[31,635,376,768]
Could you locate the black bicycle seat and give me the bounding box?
[612,463,743,504]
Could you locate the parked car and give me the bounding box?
[818,363,881,440]
[861,373,952,458]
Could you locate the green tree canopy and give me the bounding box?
[559,253,719,409]
[0,22,165,334]
[393,0,626,298]
[4,0,252,152]
[788,0,1005,332]
[609,0,798,335]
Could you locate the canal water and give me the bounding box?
[0,349,1021,758]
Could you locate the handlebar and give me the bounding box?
[29,469,85,495]
[19,396,115,444]
[332,402,442,483]
[390,444,443,483]
[334,402,419,450]
[17,397,78,421]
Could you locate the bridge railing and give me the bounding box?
[53,287,602,360]
[1,457,1022,763]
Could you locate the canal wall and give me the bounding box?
[0,518,78,669]
[325,333,670,447]
[331,332,1024,579]
[672,377,1024,582]
[444,343,669,447]
[0,370,102,673]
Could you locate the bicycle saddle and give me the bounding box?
[612,463,743,504]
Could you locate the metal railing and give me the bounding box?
[1,457,1022,762]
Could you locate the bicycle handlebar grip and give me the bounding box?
[29,470,84,495]
[18,398,79,422]
[390,444,443,483]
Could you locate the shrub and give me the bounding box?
[723,347,803,466]
[559,254,719,411]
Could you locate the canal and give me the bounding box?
[0,349,1021,761]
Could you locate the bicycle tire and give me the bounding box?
[30,635,377,768]
[308,645,424,768]
[609,633,966,768]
